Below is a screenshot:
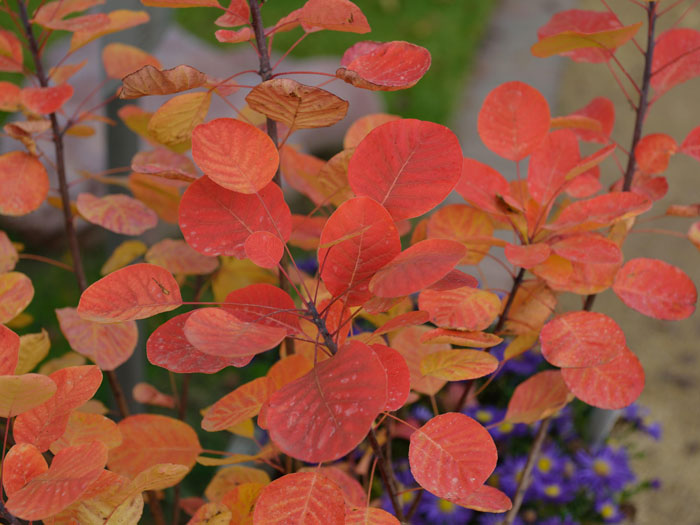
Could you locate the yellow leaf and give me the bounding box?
[147,91,211,149]
[65,124,95,137]
[531,22,642,58]
[101,240,147,275]
[5,312,33,330]
[38,351,86,375]
[205,466,270,501]
[70,10,150,52]
[227,418,255,439]
[504,331,540,361]
[420,349,499,381]
[127,463,189,494]
[212,257,276,303]
[15,329,50,374]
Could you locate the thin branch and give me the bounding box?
[18,253,74,272]
[367,429,405,522]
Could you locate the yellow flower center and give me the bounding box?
[401,492,414,504]
[537,456,552,473]
[475,409,493,423]
[438,499,456,513]
[600,503,616,519]
[544,484,561,497]
[498,422,514,434]
[593,459,611,476]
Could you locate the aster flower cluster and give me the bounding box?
[380,353,662,524]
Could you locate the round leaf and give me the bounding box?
[0,374,56,418]
[420,349,498,381]
[145,238,219,275]
[77,193,158,235]
[419,286,501,331]
[505,370,571,424]
[0,152,49,216]
[244,231,285,269]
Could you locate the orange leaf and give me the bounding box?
[56,307,137,370]
[348,119,462,220]
[300,0,369,33]
[502,280,557,335]
[373,311,429,336]
[681,125,700,162]
[634,133,677,174]
[215,0,249,26]
[566,96,615,143]
[215,26,253,43]
[244,231,285,269]
[0,151,49,217]
[202,376,270,432]
[426,204,495,265]
[78,263,182,322]
[102,42,161,79]
[548,192,651,232]
[345,507,400,524]
[562,347,644,409]
[419,286,501,332]
[267,354,313,392]
[120,64,208,99]
[148,91,212,148]
[21,84,73,114]
[505,243,551,268]
[0,81,21,111]
[133,382,176,408]
[540,311,625,368]
[419,328,503,348]
[420,349,498,381]
[145,238,219,275]
[319,196,401,305]
[147,312,252,373]
[246,79,348,131]
[70,9,150,52]
[451,484,512,513]
[108,414,202,478]
[527,129,580,205]
[504,370,571,424]
[5,441,108,521]
[0,374,56,418]
[369,343,410,411]
[77,192,158,235]
[409,413,497,499]
[129,172,182,224]
[131,148,198,182]
[0,324,19,374]
[2,443,48,498]
[267,341,386,462]
[184,308,285,359]
[142,0,221,6]
[50,411,122,454]
[179,178,291,258]
[224,283,300,335]
[0,30,23,72]
[477,81,550,161]
[13,365,102,451]
[337,41,431,91]
[253,472,345,524]
[532,22,641,60]
[613,258,697,320]
[205,465,270,502]
[0,272,33,323]
[651,28,700,96]
[343,113,400,149]
[391,326,448,396]
[369,239,466,298]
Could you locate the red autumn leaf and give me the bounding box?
[369,344,410,411]
[13,365,102,452]
[101,42,161,79]
[191,118,279,194]
[528,129,580,205]
[244,231,285,269]
[77,193,158,235]
[56,307,138,370]
[533,21,641,61]
[2,443,48,498]
[0,230,18,272]
[0,151,50,216]
[145,238,219,275]
[504,370,571,424]
[20,84,73,115]
[561,347,644,409]
[120,64,208,99]
[372,311,429,336]
[267,354,313,392]
[49,411,122,454]
[565,167,601,199]
[266,341,386,462]
[548,192,651,232]
[391,326,448,396]
[296,466,364,510]
[253,472,345,524]
[224,284,300,335]
[132,382,176,409]
[532,253,620,296]
[427,270,479,292]
[0,272,34,323]
[634,133,677,174]
[300,0,370,33]
[420,349,499,381]
[420,328,502,348]
[651,28,700,96]
[0,324,19,374]
[202,376,270,431]
[216,0,250,26]
[147,312,252,373]
[184,307,286,358]
[215,27,253,43]
[419,287,501,332]
[0,374,56,418]
[549,232,622,265]
[108,414,202,478]
[409,413,497,499]
[343,113,400,149]
[613,258,697,320]
[179,177,291,258]
[567,96,615,143]
[289,215,326,251]
[245,79,349,131]
[131,148,198,182]
[540,311,625,368]
[70,10,149,52]
[319,196,401,305]
[536,9,623,63]
[503,280,557,335]
[345,507,400,525]
[129,172,181,224]
[0,29,23,72]
[477,81,550,161]
[336,41,431,91]
[505,243,551,269]
[5,441,108,521]
[451,484,512,513]
[681,125,700,162]
[77,263,182,322]
[369,239,467,298]
[426,204,495,265]
[348,119,461,220]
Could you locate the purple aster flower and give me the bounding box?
[650,478,661,490]
[490,419,530,440]
[419,492,473,525]
[532,444,567,480]
[641,419,662,440]
[296,257,318,275]
[595,499,623,523]
[500,349,543,376]
[477,513,524,525]
[575,446,636,495]
[495,455,533,501]
[464,404,503,428]
[622,403,662,440]
[411,404,434,424]
[538,516,578,525]
[531,476,576,504]
[380,491,425,523]
[392,459,416,487]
